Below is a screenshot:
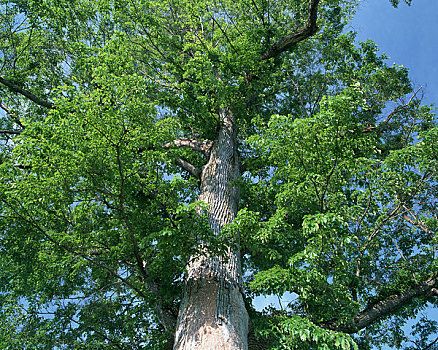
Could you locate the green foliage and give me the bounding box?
[273,315,358,350]
[0,0,437,349]
[389,0,412,7]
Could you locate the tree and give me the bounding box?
[0,0,436,349]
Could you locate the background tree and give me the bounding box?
[0,0,436,349]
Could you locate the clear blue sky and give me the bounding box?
[351,0,438,106]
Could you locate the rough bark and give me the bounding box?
[163,138,213,155]
[173,107,249,350]
[174,158,203,179]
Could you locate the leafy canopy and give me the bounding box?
[0,0,437,349]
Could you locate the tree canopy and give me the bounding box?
[0,0,437,349]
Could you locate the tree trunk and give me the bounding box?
[173,108,249,349]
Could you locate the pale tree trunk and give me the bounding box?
[173,108,249,349]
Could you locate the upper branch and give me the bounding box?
[0,75,54,109]
[163,138,210,179]
[353,277,438,331]
[377,86,422,136]
[163,138,213,155]
[260,0,320,61]
[0,101,25,128]
[321,277,438,334]
[175,158,202,179]
[0,129,22,135]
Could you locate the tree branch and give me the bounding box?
[356,204,403,277]
[0,75,54,109]
[175,158,202,179]
[424,335,438,350]
[402,209,434,239]
[321,277,438,334]
[0,129,22,135]
[163,137,213,155]
[12,164,32,170]
[260,0,320,61]
[377,86,422,136]
[0,101,25,128]
[354,277,438,331]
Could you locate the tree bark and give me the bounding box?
[173,108,249,349]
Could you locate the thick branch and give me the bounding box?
[354,278,437,331]
[175,158,202,179]
[163,137,213,155]
[149,278,178,337]
[322,277,438,334]
[0,129,22,135]
[0,76,54,109]
[261,0,320,61]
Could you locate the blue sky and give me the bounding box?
[351,0,438,107]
